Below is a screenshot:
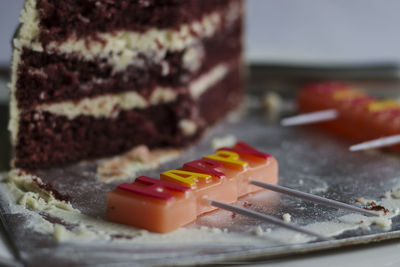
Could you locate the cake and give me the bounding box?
[9,0,244,170]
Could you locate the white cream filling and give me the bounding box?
[37,88,177,120]
[48,11,221,56]
[189,63,229,99]
[36,63,230,119]
[8,43,22,146]
[51,5,235,71]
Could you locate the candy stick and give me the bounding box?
[349,134,400,151]
[281,109,338,126]
[250,180,379,217]
[209,199,331,241]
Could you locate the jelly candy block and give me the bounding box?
[106,142,279,233]
[106,176,196,233]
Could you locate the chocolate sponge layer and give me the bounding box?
[37,0,241,45]
[15,66,241,170]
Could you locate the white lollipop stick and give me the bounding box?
[209,199,332,241]
[281,109,338,126]
[350,134,400,151]
[250,180,378,217]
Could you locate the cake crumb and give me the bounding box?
[262,91,282,115]
[53,224,97,242]
[383,190,392,199]
[200,226,222,233]
[200,226,209,231]
[7,169,77,212]
[282,213,291,222]
[32,178,71,202]
[354,196,389,215]
[371,217,392,231]
[253,226,272,236]
[360,224,371,231]
[363,205,389,215]
[226,109,243,123]
[355,197,376,206]
[210,227,222,233]
[53,224,69,242]
[211,135,237,150]
[178,119,197,136]
[243,201,252,208]
[391,189,400,199]
[359,221,371,231]
[254,226,264,236]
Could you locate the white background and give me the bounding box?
[2,0,400,65]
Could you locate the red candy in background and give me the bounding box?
[297,82,400,150]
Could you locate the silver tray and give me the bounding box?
[1,74,400,266]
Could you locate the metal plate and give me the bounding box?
[1,73,400,266]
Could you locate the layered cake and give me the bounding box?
[10,0,244,169]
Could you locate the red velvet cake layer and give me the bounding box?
[37,0,240,45]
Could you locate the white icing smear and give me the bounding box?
[36,63,230,119]
[97,146,182,183]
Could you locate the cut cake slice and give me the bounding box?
[9,0,244,169]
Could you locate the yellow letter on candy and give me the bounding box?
[368,100,400,112]
[204,150,248,170]
[161,170,211,188]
